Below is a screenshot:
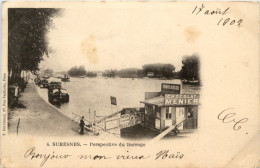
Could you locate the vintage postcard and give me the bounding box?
[1,1,259,168]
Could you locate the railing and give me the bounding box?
[72,112,91,125]
[71,108,145,135]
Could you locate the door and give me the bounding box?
[165,107,172,127]
[155,119,161,129]
[186,106,198,129]
[176,107,185,130]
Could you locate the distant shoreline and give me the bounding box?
[67,76,182,80]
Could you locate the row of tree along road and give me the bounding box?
[8,8,61,108]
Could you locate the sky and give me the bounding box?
[39,3,202,72]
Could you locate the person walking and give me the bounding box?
[14,84,19,105]
[79,116,85,135]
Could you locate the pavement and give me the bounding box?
[8,80,82,136]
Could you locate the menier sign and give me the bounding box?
[161,83,181,95]
[164,94,199,105]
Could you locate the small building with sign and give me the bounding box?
[147,72,154,77]
[140,83,199,131]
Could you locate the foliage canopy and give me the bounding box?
[8,8,61,84]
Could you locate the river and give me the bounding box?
[37,77,199,122]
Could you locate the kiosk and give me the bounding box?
[140,83,199,131]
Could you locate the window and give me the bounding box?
[145,105,154,115]
[187,107,194,118]
[155,106,159,113]
[155,106,160,118]
[166,107,172,119]
[187,112,193,118]
[152,105,156,115]
[156,111,160,118]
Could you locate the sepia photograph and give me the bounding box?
[1,1,259,168]
[7,7,201,139]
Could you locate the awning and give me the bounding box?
[140,96,165,107]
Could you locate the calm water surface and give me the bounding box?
[38,77,199,122]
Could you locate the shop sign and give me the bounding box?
[161,83,181,95]
[165,94,199,105]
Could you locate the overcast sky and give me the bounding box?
[40,3,201,72]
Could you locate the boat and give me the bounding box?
[48,81,62,94]
[182,79,200,85]
[40,79,49,88]
[48,88,69,103]
[42,76,50,79]
[61,74,70,82]
[34,78,41,85]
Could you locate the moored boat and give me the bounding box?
[42,76,50,79]
[48,88,69,103]
[61,74,70,82]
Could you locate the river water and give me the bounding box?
[37,77,199,122]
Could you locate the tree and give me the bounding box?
[8,8,61,84]
[68,66,87,77]
[86,71,97,77]
[78,66,87,76]
[142,63,175,78]
[116,68,139,78]
[103,69,116,78]
[43,68,54,77]
[180,54,200,81]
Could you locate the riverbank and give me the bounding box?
[8,80,84,136]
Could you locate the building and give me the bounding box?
[97,72,103,77]
[147,72,154,77]
[140,83,199,131]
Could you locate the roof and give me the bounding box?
[140,96,165,106]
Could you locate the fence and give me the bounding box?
[72,107,145,135]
